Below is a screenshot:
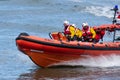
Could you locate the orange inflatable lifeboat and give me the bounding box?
[16,24,120,68]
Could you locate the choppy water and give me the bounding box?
[0,0,120,80]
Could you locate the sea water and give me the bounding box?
[0,0,120,80]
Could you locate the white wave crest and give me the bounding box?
[69,0,82,2]
[52,54,120,68]
[84,6,114,18]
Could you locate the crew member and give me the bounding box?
[94,28,105,42]
[63,20,70,35]
[82,22,96,42]
[75,27,82,41]
[63,20,71,40]
[68,24,76,41]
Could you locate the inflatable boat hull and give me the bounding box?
[16,33,120,67]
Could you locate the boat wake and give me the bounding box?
[84,6,113,19]
[70,0,115,19]
[52,54,120,68]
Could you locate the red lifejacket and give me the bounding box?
[64,25,71,35]
[95,29,105,42]
[82,26,92,39]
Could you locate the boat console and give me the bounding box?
[113,28,120,42]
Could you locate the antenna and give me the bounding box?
[111,5,119,42]
[111,5,118,24]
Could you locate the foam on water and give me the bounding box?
[70,0,120,19]
[84,6,113,18]
[79,55,120,67]
[69,0,82,2]
[52,54,120,68]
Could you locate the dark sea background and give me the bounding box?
[0,0,120,80]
